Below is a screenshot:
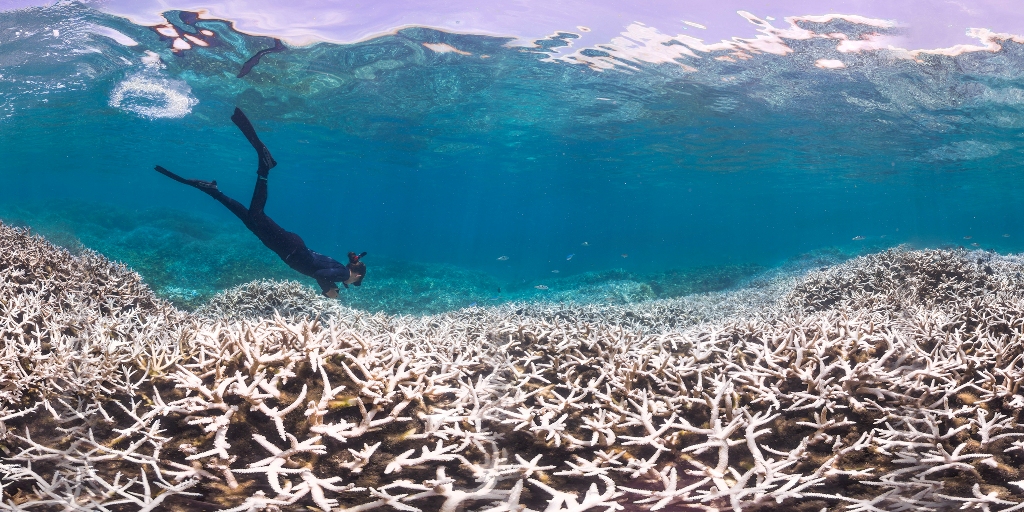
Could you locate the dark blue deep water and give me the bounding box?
[3,3,1024,313]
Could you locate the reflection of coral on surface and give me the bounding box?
[3,220,1024,511]
[150,11,219,54]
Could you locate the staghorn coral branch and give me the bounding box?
[7,225,1024,512]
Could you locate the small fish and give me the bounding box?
[971,243,980,247]
[880,235,887,239]
[497,256,509,261]
[551,270,560,273]
[498,287,501,293]
[581,242,589,246]
[1004,234,1011,238]
[469,302,477,307]
[964,236,972,240]
[621,253,628,258]
[852,236,865,241]
[566,253,574,261]
[534,285,549,290]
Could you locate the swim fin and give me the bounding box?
[230,107,277,176]
[154,165,218,191]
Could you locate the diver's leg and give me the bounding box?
[154,165,249,222]
[154,165,217,190]
[248,174,269,217]
[241,174,309,261]
[230,107,277,177]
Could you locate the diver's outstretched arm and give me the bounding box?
[230,107,277,176]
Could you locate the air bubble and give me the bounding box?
[109,75,197,119]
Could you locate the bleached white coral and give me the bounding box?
[4,223,1024,511]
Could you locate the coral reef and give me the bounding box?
[0,202,296,310]
[195,263,791,334]
[0,221,190,405]
[787,247,1024,312]
[4,221,1024,511]
[193,279,350,321]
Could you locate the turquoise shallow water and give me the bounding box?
[3,3,1024,312]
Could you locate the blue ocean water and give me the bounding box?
[2,3,1024,312]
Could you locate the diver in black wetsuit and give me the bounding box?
[154,107,365,298]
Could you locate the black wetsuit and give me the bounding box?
[155,108,350,295]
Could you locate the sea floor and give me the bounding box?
[3,220,1024,511]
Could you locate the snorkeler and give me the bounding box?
[154,107,365,298]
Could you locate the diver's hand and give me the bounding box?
[325,287,339,299]
[343,273,363,286]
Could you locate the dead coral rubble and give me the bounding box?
[3,223,1024,512]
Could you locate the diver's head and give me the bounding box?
[347,263,365,286]
[346,252,367,286]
